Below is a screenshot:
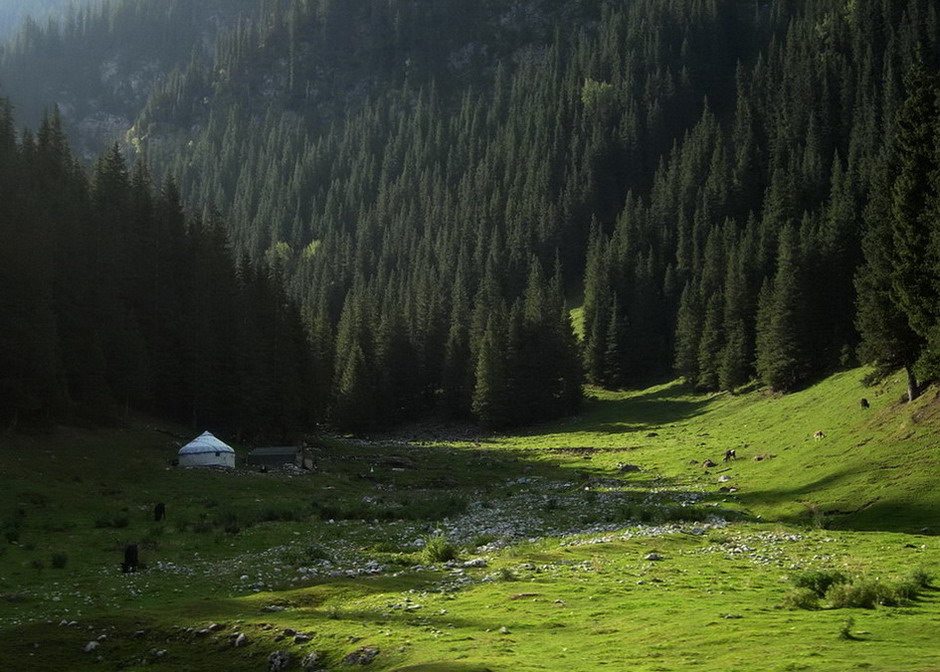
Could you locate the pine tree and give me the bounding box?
[673,282,702,386]
[471,315,508,429]
[755,225,810,391]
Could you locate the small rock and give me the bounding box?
[702,459,717,468]
[268,650,291,672]
[283,628,297,637]
[233,633,249,648]
[83,641,98,653]
[208,623,225,632]
[463,558,488,568]
[294,634,312,644]
[499,626,510,634]
[301,651,324,671]
[723,614,743,619]
[644,553,663,561]
[342,646,379,665]
[717,475,732,483]
[262,605,286,613]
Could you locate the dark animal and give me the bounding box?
[122,543,139,573]
[860,398,870,409]
[723,449,737,462]
[153,502,166,522]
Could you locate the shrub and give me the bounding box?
[907,568,931,589]
[472,534,497,549]
[826,580,879,609]
[499,567,518,582]
[781,587,820,611]
[791,569,849,597]
[421,534,458,564]
[50,552,68,569]
[825,575,923,609]
[282,543,332,566]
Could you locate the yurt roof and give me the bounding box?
[179,431,235,455]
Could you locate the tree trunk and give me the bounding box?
[906,365,920,402]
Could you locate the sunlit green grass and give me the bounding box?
[2,368,940,671]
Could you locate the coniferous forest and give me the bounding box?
[1,0,939,436]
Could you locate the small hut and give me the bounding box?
[178,431,236,468]
[247,446,299,470]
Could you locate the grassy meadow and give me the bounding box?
[1,368,939,671]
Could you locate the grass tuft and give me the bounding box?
[421,533,458,564]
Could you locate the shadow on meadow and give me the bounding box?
[524,381,715,437]
[734,467,937,534]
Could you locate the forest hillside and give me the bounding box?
[1,0,939,434]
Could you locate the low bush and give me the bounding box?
[907,568,931,589]
[781,587,820,610]
[791,569,849,597]
[50,551,68,569]
[281,543,332,566]
[824,576,922,609]
[421,533,458,564]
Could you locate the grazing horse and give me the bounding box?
[723,449,737,462]
[122,544,139,573]
[813,430,825,441]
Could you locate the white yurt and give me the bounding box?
[178,431,236,468]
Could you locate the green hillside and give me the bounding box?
[2,368,938,671]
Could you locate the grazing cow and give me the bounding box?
[813,430,825,441]
[723,449,737,462]
[122,543,139,573]
[153,502,166,522]
[860,398,870,409]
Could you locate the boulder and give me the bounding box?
[268,650,291,672]
[301,651,326,671]
[343,647,379,665]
